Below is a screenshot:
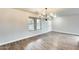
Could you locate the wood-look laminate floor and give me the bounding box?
[25,31,79,50]
[0,31,79,50]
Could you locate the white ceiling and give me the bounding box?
[25,8,43,13]
[22,8,63,14]
[17,8,79,17]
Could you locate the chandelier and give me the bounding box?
[29,8,56,20]
[39,8,48,21]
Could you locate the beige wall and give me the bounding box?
[0,8,37,34]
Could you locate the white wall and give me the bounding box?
[0,8,37,35]
[52,15,79,35]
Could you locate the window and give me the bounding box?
[27,18,41,30]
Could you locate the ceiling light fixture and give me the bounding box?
[29,8,56,20]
